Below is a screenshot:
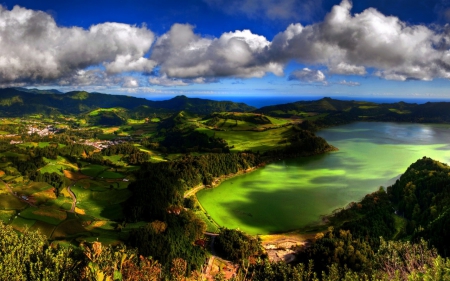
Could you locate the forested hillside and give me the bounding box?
[0,88,255,117]
[3,157,450,280]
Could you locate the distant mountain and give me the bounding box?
[13,87,63,95]
[0,88,256,117]
[255,97,450,124]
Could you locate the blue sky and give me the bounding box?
[1,0,450,100]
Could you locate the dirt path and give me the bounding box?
[184,184,205,198]
[66,182,77,213]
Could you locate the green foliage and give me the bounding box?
[128,212,206,275]
[387,157,450,255]
[125,152,262,221]
[215,228,262,263]
[102,143,149,164]
[0,222,79,280]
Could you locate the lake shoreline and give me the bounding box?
[185,144,339,235]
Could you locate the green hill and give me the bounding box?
[0,88,256,117]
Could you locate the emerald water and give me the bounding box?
[196,122,450,235]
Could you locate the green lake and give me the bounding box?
[196,122,450,235]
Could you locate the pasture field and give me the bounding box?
[88,108,125,116]
[98,169,124,179]
[48,196,73,210]
[71,185,130,220]
[266,116,291,126]
[64,170,90,180]
[10,216,36,232]
[30,220,56,238]
[0,210,15,223]
[20,206,67,225]
[103,155,127,166]
[51,219,88,239]
[81,164,107,177]
[196,126,293,152]
[97,134,116,140]
[12,181,53,195]
[0,194,27,209]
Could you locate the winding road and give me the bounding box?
[66,182,77,213]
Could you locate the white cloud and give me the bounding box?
[270,0,450,81]
[0,5,154,86]
[149,74,189,87]
[289,68,326,83]
[151,24,283,79]
[122,77,139,88]
[3,1,450,89]
[338,80,360,86]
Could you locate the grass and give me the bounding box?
[98,170,124,179]
[0,210,15,223]
[10,216,36,232]
[195,210,219,233]
[392,215,407,240]
[20,206,67,225]
[97,134,116,140]
[0,194,27,210]
[359,106,379,109]
[81,164,107,177]
[389,108,411,114]
[103,155,126,166]
[266,116,290,126]
[88,108,125,116]
[71,185,130,220]
[196,126,293,153]
[49,196,73,211]
[51,219,88,239]
[40,164,66,175]
[30,220,56,238]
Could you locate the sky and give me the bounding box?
[1,0,450,100]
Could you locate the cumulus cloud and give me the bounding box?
[270,0,450,81]
[4,1,450,89]
[151,24,283,79]
[0,5,155,86]
[203,0,321,21]
[122,77,140,88]
[289,68,326,83]
[338,80,360,86]
[148,74,189,87]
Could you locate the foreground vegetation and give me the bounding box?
[2,89,450,280]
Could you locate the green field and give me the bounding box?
[0,194,27,210]
[19,206,67,225]
[0,210,15,223]
[81,164,107,177]
[88,107,125,116]
[98,170,124,179]
[71,185,130,220]
[197,126,293,152]
[103,155,127,166]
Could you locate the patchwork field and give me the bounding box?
[197,126,293,152]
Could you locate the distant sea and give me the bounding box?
[145,95,450,109]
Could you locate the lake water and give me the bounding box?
[196,122,450,235]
